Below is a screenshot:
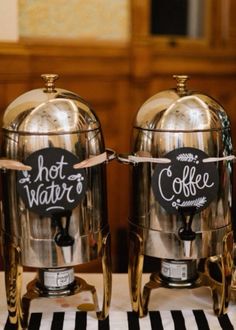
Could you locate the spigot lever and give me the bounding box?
[52,210,75,247]
[178,206,196,241]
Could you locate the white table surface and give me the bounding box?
[0,272,235,329]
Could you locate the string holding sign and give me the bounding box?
[73,148,115,169]
[202,155,235,163]
[0,159,31,171]
[118,153,170,164]
[118,152,235,165]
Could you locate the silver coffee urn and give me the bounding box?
[119,75,234,317]
[0,74,114,329]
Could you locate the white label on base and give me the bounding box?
[161,261,188,281]
[44,268,74,288]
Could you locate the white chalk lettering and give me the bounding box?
[23,182,75,207]
[158,165,214,202]
[76,182,83,194]
[20,152,86,211]
[34,155,68,183]
[158,166,174,201]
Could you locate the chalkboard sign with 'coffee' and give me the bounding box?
[151,147,219,214]
[17,147,87,216]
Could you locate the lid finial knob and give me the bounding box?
[173,75,189,96]
[41,74,59,93]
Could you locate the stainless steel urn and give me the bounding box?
[0,74,113,329]
[120,75,234,316]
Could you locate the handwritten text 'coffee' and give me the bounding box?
[158,164,214,202]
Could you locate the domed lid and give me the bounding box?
[134,75,230,131]
[2,74,100,134]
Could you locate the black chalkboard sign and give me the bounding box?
[151,147,219,214]
[17,147,87,216]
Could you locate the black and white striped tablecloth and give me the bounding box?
[4,310,236,330]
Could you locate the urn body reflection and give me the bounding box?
[0,74,113,329]
[122,75,234,316]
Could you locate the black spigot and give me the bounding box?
[178,207,196,241]
[52,210,75,247]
